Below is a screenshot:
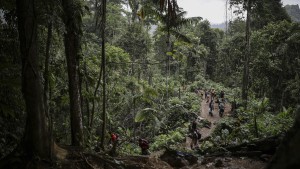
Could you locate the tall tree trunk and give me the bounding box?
[100,0,107,149]
[44,20,53,159]
[62,0,84,147]
[16,0,52,158]
[44,12,52,129]
[242,0,251,108]
[129,0,139,23]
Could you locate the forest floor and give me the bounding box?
[2,93,270,169]
[185,93,231,149]
[178,93,268,169]
[199,94,232,139]
[74,93,268,169]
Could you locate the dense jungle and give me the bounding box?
[1,0,300,168]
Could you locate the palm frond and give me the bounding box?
[169,29,191,43]
[172,16,202,29]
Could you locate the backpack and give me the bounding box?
[188,124,193,133]
[111,133,118,142]
[197,131,201,140]
[192,131,198,139]
[219,102,224,110]
[139,139,149,150]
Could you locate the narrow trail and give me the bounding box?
[186,92,231,149]
[199,93,232,139]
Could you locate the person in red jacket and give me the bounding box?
[111,133,118,143]
[109,133,118,156]
[139,138,150,155]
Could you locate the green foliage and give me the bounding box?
[0,15,25,158]
[135,108,158,122]
[2,0,300,158]
[251,21,300,109]
[151,127,185,151]
[258,107,294,136]
[211,96,295,146]
[230,0,291,30]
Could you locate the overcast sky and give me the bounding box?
[177,0,300,24]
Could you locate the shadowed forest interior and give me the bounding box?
[0,0,300,168]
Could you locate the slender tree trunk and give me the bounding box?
[100,0,107,149]
[16,0,51,158]
[242,0,251,108]
[62,0,84,147]
[44,17,52,126]
[79,67,84,119]
[254,112,258,137]
[166,30,171,102]
[129,0,139,23]
[90,65,103,128]
[44,20,53,159]
[84,62,90,127]
[133,94,136,142]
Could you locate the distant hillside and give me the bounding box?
[211,23,226,30]
[284,5,300,22]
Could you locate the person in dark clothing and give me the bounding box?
[220,90,225,99]
[231,100,237,117]
[192,120,197,131]
[211,89,216,101]
[189,120,201,150]
[209,99,214,116]
[139,138,150,155]
[218,98,225,117]
[109,133,118,156]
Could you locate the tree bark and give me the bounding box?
[44,18,52,124]
[100,0,107,149]
[44,20,53,159]
[242,0,251,108]
[90,64,102,129]
[79,66,84,120]
[62,0,84,147]
[84,61,90,127]
[16,0,52,158]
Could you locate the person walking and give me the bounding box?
[189,120,201,150]
[139,138,150,155]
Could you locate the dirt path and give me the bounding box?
[199,94,231,139]
[186,92,231,149]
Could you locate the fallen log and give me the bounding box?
[200,135,282,158]
[225,135,282,154]
[160,147,198,168]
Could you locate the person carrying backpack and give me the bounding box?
[218,99,225,117]
[189,120,201,150]
[208,99,214,116]
[219,90,225,99]
[109,133,119,156]
[211,88,216,101]
[139,138,150,155]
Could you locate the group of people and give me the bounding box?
[186,89,226,150]
[205,89,226,117]
[108,89,226,155]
